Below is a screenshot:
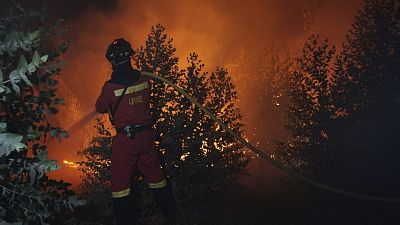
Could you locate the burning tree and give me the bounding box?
[137,24,250,223]
[0,1,83,224]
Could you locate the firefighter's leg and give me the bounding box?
[150,181,177,223]
[113,194,137,225]
[112,134,138,225]
[137,131,177,223]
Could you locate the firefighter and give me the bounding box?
[95,38,177,225]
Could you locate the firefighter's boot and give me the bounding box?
[151,183,177,224]
[113,194,137,225]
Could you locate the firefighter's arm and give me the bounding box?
[95,84,112,114]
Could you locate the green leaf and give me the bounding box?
[61,131,69,138]
[31,51,41,67]
[18,38,31,51]
[49,129,58,137]
[28,30,40,42]
[13,55,33,87]
[19,73,32,87]
[36,149,48,161]
[27,63,36,73]
[41,54,48,63]
[40,160,60,172]
[9,70,21,83]
[17,55,28,73]
[26,131,41,140]
[9,70,21,93]
[0,133,26,157]
[0,85,10,94]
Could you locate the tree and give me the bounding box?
[276,35,335,178]
[168,53,250,223]
[330,0,400,193]
[206,67,249,180]
[0,2,83,224]
[77,117,113,225]
[136,24,249,223]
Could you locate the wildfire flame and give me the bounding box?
[63,160,79,169]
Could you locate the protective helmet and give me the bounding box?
[105,38,134,64]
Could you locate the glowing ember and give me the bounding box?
[63,160,79,169]
[180,152,190,161]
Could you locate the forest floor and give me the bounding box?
[71,158,400,225]
[211,159,400,225]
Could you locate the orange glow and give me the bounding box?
[63,160,79,169]
[46,0,363,189]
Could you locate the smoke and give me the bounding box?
[40,0,364,190]
[54,0,363,110]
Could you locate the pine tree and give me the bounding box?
[330,0,400,193]
[0,2,83,224]
[277,36,335,178]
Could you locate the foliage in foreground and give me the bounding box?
[0,2,83,225]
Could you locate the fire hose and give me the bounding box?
[69,71,400,202]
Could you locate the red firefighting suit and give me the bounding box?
[101,38,177,225]
[95,69,167,198]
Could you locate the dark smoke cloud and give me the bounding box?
[57,0,363,111]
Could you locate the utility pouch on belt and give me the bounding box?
[116,123,152,139]
[109,85,129,126]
